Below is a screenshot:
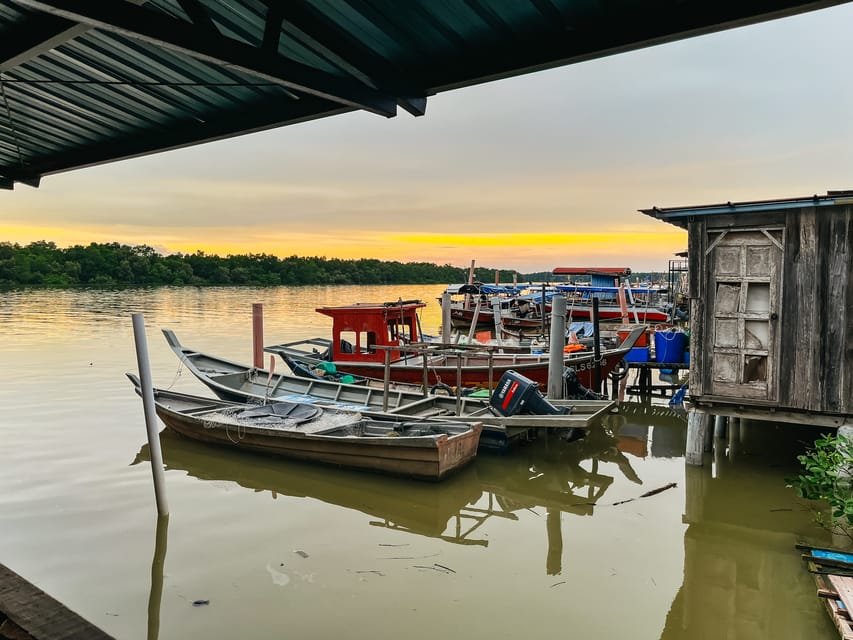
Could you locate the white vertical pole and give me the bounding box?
[441,292,451,344]
[467,297,482,342]
[490,296,503,347]
[132,313,169,515]
[547,295,567,399]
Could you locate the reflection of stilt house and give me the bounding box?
[641,191,851,427]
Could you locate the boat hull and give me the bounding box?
[317,351,624,389]
[152,398,481,481]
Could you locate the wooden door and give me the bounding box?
[707,228,783,400]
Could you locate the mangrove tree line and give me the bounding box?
[0,241,521,287]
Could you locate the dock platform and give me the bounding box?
[0,564,114,640]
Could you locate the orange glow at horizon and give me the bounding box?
[0,223,686,271]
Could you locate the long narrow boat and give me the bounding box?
[127,374,481,481]
[262,300,642,388]
[162,330,617,450]
[555,284,671,323]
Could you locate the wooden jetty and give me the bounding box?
[0,564,114,640]
[799,544,853,639]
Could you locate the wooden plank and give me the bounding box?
[803,554,853,573]
[0,564,114,639]
[829,575,853,615]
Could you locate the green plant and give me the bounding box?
[790,433,853,540]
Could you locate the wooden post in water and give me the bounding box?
[727,416,741,460]
[252,303,264,369]
[547,295,567,399]
[421,352,429,397]
[714,415,728,439]
[383,348,391,412]
[685,409,710,466]
[592,297,601,393]
[441,292,451,344]
[467,297,482,342]
[456,358,462,414]
[132,313,169,515]
[464,259,475,310]
[490,296,503,347]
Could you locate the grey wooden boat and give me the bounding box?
[163,330,617,449]
[127,374,481,481]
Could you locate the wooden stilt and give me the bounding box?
[686,410,710,466]
[714,415,728,439]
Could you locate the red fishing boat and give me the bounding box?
[265,300,642,389]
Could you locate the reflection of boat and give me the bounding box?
[263,300,639,389]
[132,414,649,562]
[127,374,481,481]
[133,430,489,544]
[165,330,618,451]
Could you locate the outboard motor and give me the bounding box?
[562,367,602,400]
[490,370,570,417]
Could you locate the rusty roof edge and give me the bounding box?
[639,190,852,227]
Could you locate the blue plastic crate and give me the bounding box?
[625,347,650,362]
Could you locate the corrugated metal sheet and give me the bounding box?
[0,0,847,188]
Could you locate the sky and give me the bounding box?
[4,4,853,273]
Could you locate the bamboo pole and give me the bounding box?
[252,303,264,368]
[592,297,601,393]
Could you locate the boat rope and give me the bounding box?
[165,360,185,390]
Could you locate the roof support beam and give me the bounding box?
[175,0,218,35]
[2,94,351,181]
[276,2,428,116]
[13,0,397,117]
[0,13,88,71]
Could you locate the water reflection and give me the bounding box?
[148,514,169,640]
[663,422,833,639]
[132,403,687,575]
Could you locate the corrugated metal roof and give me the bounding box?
[0,0,848,189]
[639,190,853,228]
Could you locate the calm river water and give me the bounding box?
[0,285,837,639]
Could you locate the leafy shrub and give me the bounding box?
[790,433,853,540]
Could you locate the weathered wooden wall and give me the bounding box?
[687,205,851,421]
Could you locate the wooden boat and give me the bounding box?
[555,284,671,323]
[442,283,531,331]
[163,329,618,450]
[263,300,643,389]
[127,374,481,481]
[133,429,487,545]
[799,544,853,639]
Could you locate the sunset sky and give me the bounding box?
[4,4,853,273]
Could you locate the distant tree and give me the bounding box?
[0,241,518,289]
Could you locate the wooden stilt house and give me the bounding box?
[641,191,852,427]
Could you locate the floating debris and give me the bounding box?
[294,550,309,558]
[191,600,210,607]
[611,482,677,506]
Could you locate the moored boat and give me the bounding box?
[127,374,481,481]
[162,330,618,450]
[263,300,641,389]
